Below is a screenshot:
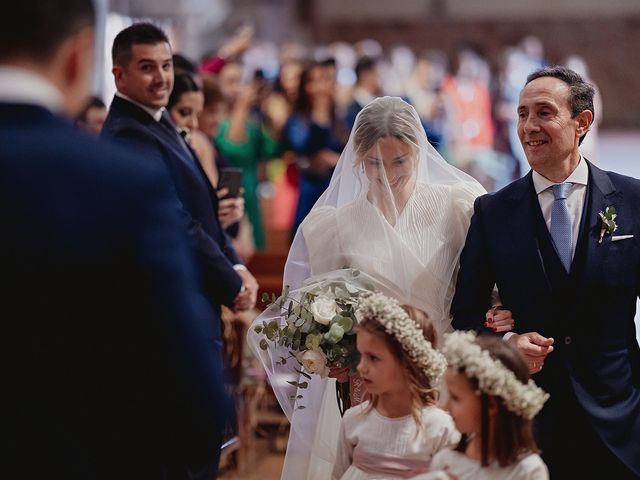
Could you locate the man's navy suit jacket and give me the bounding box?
[102,95,242,343]
[1,103,228,478]
[452,161,640,475]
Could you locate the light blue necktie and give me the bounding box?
[550,182,573,273]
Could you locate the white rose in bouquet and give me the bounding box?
[309,295,338,325]
[301,349,330,377]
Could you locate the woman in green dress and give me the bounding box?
[215,62,281,250]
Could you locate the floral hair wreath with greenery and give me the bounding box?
[355,292,446,385]
[441,331,549,420]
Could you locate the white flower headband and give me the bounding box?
[441,331,549,420]
[355,292,446,384]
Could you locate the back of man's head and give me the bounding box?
[112,23,170,68]
[0,0,94,62]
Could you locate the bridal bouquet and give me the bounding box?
[254,269,371,413]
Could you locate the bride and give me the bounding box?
[250,96,486,479]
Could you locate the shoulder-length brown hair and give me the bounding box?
[455,335,540,466]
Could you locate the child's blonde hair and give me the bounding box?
[358,304,439,427]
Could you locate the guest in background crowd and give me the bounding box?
[214,61,281,251]
[75,95,107,135]
[167,71,245,234]
[283,61,345,236]
[344,56,381,130]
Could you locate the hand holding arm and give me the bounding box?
[485,306,515,333]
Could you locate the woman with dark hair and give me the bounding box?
[167,72,201,142]
[214,62,281,251]
[283,61,346,237]
[168,71,244,232]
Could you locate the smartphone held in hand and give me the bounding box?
[218,167,243,199]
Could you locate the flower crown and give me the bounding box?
[441,331,549,420]
[355,292,446,384]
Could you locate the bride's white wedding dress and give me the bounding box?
[303,181,482,340]
[248,97,484,479]
[282,181,481,480]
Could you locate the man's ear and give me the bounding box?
[112,64,124,84]
[57,26,94,116]
[575,109,594,138]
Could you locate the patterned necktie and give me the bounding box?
[159,111,194,159]
[550,182,573,273]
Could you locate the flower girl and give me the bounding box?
[332,293,459,480]
[416,331,550,480]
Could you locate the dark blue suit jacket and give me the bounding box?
[102,95,242,343]
[1,103,229,478]
[452,161,640,475]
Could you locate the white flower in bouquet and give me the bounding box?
[309,295,338,325]
[300,349,330,377]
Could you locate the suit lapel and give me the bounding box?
[575,161,620,297]
[108,96,219,210]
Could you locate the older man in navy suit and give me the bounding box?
[452,66,640,478]
[2,1,230,478]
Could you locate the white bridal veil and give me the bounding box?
[248,97,485,479]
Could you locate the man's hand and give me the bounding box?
[233,267,258,312]
[507,332,554,374]
[217,188,244,229]
[485,306,515,333]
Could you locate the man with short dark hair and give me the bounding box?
[452,65,640,478]
[103,24,258,474]
[2,2,229,478]
[103,20,257,324]
[345,56,381,130]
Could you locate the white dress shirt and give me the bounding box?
[532,157,589,261]
[0,66,62,111]
[115,91,164,122]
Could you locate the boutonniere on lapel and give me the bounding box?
[598,206,618,244]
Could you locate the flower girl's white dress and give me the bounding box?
[331,401,459,480]
[413,449,549,480]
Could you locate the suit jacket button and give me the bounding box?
[564,336,572,345]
